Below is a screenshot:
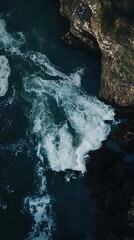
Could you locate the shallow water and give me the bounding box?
[0,1,115,239]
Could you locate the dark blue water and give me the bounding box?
[0,1,115,239]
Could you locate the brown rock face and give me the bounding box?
[60,0,134,106]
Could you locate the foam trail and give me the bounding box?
[0,19,54,240]
[70,68,84,86]
[0,18,25,97]
[0,55,11,96]
[0,19,115,238]
[23,138,54,240]
[23,52,115,173]
[21,51,115,239]
[22,51,84,85]
[0,19,25,54]
[24,163,54,240]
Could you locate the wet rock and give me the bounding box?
[61,31,101,55]
[86,145,134,239]
[85,104,134,239]
[60,0,134,106]
[115,105,134,119]
[59,2,134,238]
[110,119,134,152]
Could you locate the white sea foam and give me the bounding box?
[0,19,54,239]
[21,51,115,239]
[23,52,115,173]
[0,18,25,54]
[23,120,54,239]
[0,55,11,96]
[0,18,25,96]
[0,20,114,171]
[70,68,84,86]
[0,19,115,238]
[23,161,54,240]
[0,199,7,211]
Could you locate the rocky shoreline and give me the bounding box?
[86,111,134,240]
[59,0,134,106]
[59,1,134,239]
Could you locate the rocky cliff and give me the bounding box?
[60,0,134,106]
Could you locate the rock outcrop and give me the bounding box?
[60,0,134,106]
[86,146,134,240]
[86,114,134,239]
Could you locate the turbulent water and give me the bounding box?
[0,55,11,96]
[0,2,115,239]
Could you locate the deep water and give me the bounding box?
[0,1,115,239]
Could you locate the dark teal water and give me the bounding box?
[0,1,115,239]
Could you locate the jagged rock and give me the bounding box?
[60,0,134,106]
[86,146,134,239]
[110,119,134,152]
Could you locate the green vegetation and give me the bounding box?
[99,0,134,42]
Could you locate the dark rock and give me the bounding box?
[60,0,134,106]
[85,105,134,239]
[86,135,134,239]
[59,1,134,239]
[110,119,134,153]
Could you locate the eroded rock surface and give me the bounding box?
[85,105,134,239]
[86,146,134,240]
[60,0,134,106]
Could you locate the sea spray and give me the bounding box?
[23,165,54,240]
[0,18,25,96]
[22,52,114,238]
[22,51,114,172]
[0,55,11,96]
[0,19,25,54]
[0,18,115,239]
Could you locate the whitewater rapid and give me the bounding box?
[23,62,114,172]
[0,18,115,239]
